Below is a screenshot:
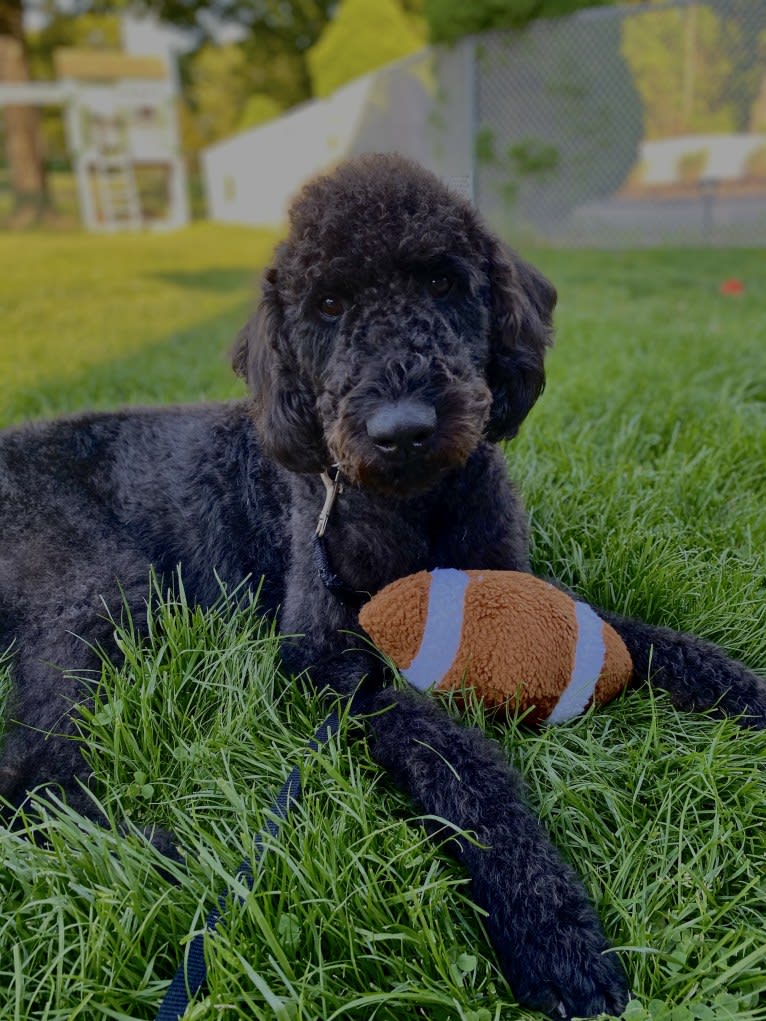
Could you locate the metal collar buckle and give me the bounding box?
[315,465,343,539]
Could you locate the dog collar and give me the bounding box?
[315,466,343,539]
[312,467,366,609]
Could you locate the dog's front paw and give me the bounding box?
[506,932,627,1020]
[482,859,629,1020]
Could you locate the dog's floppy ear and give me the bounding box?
[232,267,327,473]
[484,238,556,441]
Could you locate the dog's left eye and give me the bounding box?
[318,295,345,321]
[427,275,453,299]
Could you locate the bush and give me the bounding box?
[237,93,282,132]
[744,143,766,179]
[307,0,425,98]
[676,149,709,185]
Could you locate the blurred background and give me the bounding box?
[1,0,764,426]
[1,0,764,245]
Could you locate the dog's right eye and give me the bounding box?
[318,296,345,321]
[427,275,453,299]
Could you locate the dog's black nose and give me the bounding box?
[366,399,437,455]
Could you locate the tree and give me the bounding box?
[136,0,335,100]
[722,0,766,132]
[0,0,49,222]
[621,4,737,139]
[237,91,281,130]
[180,40,285,154]
[307,0,425,98]
[182,43,254,146]
[424,0,613,45]
[621,0,766,140]
[28,13,122,170]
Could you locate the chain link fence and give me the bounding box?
[341,0,766,245]
[469,0,766,245]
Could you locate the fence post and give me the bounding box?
[465,37,478,206]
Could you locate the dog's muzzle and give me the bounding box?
[365,398,437,458]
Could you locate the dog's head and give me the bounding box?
[233,154,555,496]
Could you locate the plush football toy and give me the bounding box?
[358,569,633,724]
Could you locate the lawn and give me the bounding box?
[0,223,280,425]
[0,229,765,1021]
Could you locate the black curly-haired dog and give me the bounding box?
[1,154,765,1019]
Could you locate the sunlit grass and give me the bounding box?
[0,233,764,1020]
[0,223,278,424]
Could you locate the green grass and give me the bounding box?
[0,231,765,1021]
[0,223,279,424]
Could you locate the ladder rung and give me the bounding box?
[92,145,142,230]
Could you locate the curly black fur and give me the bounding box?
[1,154,764,1019]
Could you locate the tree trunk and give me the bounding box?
[0,0,49,221]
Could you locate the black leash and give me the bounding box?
[156,707,342,1021]
[157,468,361,1019]
[312,533,366,609]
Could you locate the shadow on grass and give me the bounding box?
[148,267,261,293]
[1,301,253,427]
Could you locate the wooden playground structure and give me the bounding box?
[0,45,188,232]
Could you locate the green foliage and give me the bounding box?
[238,93,283,132]
[676,148,709,184]
[474,125,496,166]
[620,1,766,140]
[307,0,425,98]
[142,0,338,115]
[129,0,335,50]
[426,0,533,45]
[425,0,613,44]
[622,992,761,1021]
[26,13,123,168]
[477,132,561,208]
[23,0,339,166]
[179,33,308,158]
[744,144,766,178]
[182,43,259,147]
[28,12,122,79]
[711,0,766,133]
[621,5,739,139]
[506,138,559,176]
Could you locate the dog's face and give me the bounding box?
[233,154,556,497]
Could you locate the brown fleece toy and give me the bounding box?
[358,569,633,724]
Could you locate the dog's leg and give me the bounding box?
[0,626,104,819]
[1,610,183,864]
[1,556,156,823]
[278,460,629,1018]
[361,684,629,1020]
[600,613,766,727]
[281,619,628,1018]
